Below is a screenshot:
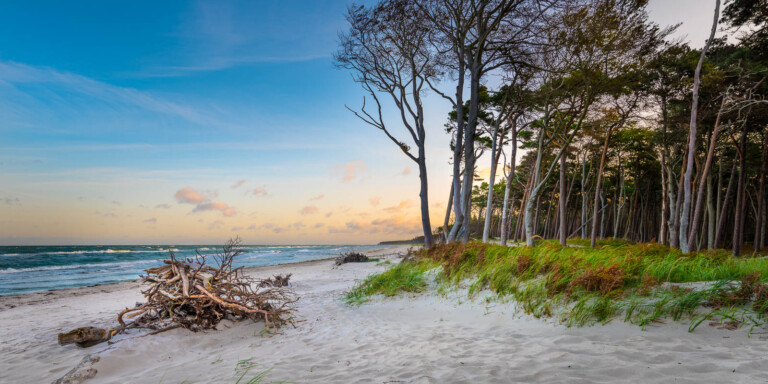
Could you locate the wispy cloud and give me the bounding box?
[300,206,319,216]
[175,187,210,204]
[369,196,381,207]
[144,218,157,224]
[137,1,335,77]
[155,203,172,209]
[3,197,21,206]
[252,187,267,197]
[332,160,367,182]
[174,187,234,217]
[309,194,324,201]
[401,167,411,176]
[192,201,235,217]
[0,61,220,127]
[383,200,414,213]
[208,220,224,230]
[231,179,246,189]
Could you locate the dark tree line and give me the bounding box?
[337,0,768,255]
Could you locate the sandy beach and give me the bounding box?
[2,245,768,383]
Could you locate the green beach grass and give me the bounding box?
[346,239,768,332]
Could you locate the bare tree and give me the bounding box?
[679,0,720,254]
[336,0,437,247]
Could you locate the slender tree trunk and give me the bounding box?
[754,128,767,252]
[600,194,607,239]
[671,153,686,249]
[680,0,720,253]
[559,148,567,246]
[707,172,715,249]
[500,121,518,246]
[442,180,454,243]
[458,64,482,242]
[591,128,613,248]
[660,151,668,244]
[581,152,590,239]
[614,162,625,238]
[688,96,726,248]
[482,118,504,242]
[417,145,434,247]
[715,161,737,248]
[446,59,466,243]
[733,127,747,256]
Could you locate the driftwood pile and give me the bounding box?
[335,251,370,266]
[259,273,292,288]
[58,238,297,348]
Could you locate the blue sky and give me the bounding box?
[0,0,721,245]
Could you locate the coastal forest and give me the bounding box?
[336,0,768,257]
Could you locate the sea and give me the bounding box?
[0,245,387,296]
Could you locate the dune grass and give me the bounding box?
[346,239,768,332]
[344,259,438,305]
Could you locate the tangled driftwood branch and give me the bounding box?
[59,238,297,348]
[335,251,370,266]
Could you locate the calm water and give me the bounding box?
[0,245,385,296]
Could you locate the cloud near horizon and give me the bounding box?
[174,187,234,217]
[231,179,245,189]
[383,200,414,213]
[192,201,236,217]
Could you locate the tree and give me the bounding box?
[679,0,720,254]
[336,0,437,247]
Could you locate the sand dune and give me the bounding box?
[2,246,768,383]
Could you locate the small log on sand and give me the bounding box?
[58,327,117,348]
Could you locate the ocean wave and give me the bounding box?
[0,259,159,275]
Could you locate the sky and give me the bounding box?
[0,0,725,245]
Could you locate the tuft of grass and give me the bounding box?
[234,359,291,384]
[345,260,438,305]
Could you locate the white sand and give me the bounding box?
[3,245,768,383]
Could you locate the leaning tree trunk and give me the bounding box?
[680,0,720,253]
[500,120,518,245]
[446,59,466,243]
[482,121,503,243]
[715,161,737,248]
[687,96,726,249]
